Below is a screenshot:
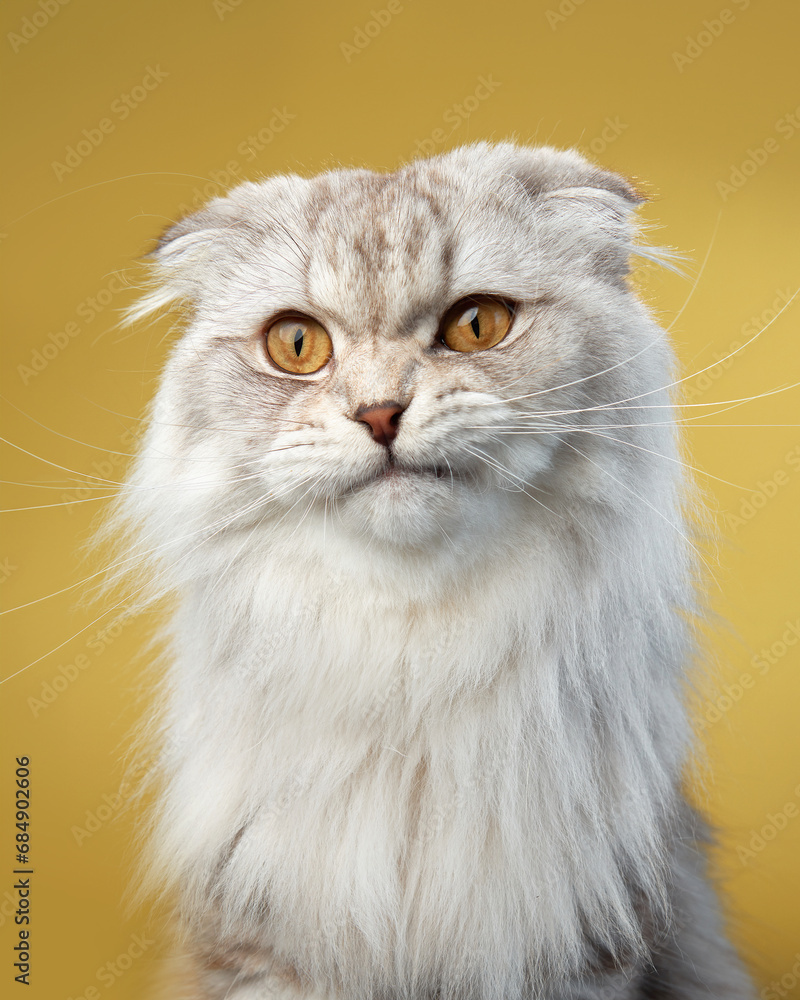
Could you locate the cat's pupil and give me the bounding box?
[293,327,304,356]
[468,308,480,339]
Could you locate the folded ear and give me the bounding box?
[505,143,645,206]
[125,176,283,325]
[502,144,652,284]
[153,203,236,255]
[128,194,254,323]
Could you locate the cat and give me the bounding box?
[114,142,756,999]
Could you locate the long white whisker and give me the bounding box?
[2,494,120,513]
[560,438,716,585]
[461,445,554,509]
[466,419,800,435]
[664,209,721,332]
[0,484,292,683]
[1,435,130,487]
[1,475,315,615]
[460,444,623,562]
[551,427,750,491]
[1,396,316,460]
[77,394,315,430]
[503,374,800,420]
[479,286,796,411]
[0,438,313,495]
[472,211,718,408]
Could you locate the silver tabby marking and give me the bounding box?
[115,143,754,999]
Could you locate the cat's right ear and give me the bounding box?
[125,197,247,324]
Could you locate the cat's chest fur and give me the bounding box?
[120,143,756,997]
[153,517,680,994]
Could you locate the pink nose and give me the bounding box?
[355,402,405,448]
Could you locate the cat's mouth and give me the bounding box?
[384,463,451,480]
[356,459,463,490]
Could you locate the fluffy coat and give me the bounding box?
[116,143,754,999]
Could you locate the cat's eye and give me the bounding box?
[265,315,333,374]
[439,296,513,353]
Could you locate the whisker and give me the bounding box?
[551,427,750,491]
[478,285,796,411]
[0,479,302,683]
[2,397,140,458]
[1,474,315,615]
[1,435,129,488]
[560,438,717,586]
[0,439,314,496]
[0,479,119,491]
[463,421,800,435]
[190,483,318,610]
[461,444,551,506]
[460,443,622,561]
[7,395,316,452]
[501,375,800,421]
[664,210,721,333]
[1,494,120,513]
[466,192,715,410]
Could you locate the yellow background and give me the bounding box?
[2,0,798,996]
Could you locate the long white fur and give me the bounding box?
[110,143,751,999]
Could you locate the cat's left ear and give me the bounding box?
[503,145,656,283]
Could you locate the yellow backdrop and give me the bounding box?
[2,0,798,996]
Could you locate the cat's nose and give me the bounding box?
[354,401,405,448]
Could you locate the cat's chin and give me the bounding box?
[336,466,477,548]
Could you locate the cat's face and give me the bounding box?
[138,143,662,551]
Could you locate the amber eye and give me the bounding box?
[265,315,333,374]
[439,296,513,353]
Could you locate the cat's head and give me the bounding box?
[130,143,670,554]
